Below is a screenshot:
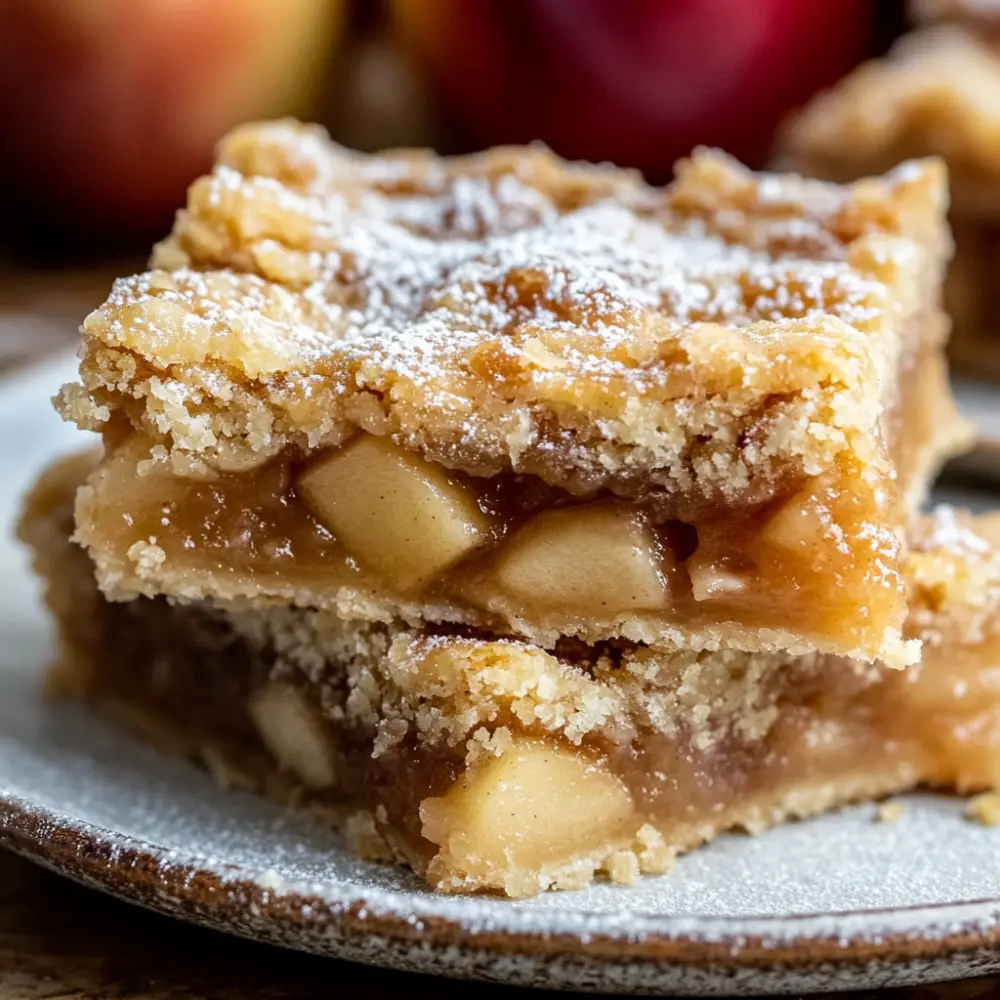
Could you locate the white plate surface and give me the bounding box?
[3,353,1000,996]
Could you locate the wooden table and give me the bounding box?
[1,273,999,999]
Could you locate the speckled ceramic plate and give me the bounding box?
[4,353,1000,997]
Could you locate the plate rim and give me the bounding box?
[4,790,1000,973]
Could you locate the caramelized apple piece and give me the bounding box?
[687,555,749,601]
[494,504,668,614]
[760,488,831,556]
[247,681,337,790]
[420,740,634,889]
[298,435,492,591]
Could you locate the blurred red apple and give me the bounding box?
[391,0,870,174]
[0,0,343,234]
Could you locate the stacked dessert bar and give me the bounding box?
[20,121,1000,897]
[779,0,1000,375]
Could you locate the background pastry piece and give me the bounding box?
[779,25,1000,376]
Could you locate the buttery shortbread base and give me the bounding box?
[20,454,1000,897]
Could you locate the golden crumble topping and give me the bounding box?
[907,507,1000,644]
[59,120,947,505]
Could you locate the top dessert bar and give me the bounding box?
[59,122,967,666]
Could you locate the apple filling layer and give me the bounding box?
[76,434,904,660]
[75,344,967,666]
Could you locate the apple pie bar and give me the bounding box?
[56,122,968,668]
[21,453,1000,897]
[778,25,1000,375]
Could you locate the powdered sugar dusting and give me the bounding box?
[109,173,888,391]
[923,504,991,555]
[65,123,945,502]
[140,127,897,388]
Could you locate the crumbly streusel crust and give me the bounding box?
[779,28,1000,217]
[58,121,949,509]
[906,505,1000,642]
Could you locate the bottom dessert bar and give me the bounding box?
[20,454,1000,897]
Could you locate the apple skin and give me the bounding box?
[0,0,343,234]
[391,0,871,174]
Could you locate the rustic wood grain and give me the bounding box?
[0,848,466,1000]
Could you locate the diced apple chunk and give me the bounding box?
[760,489,832,555]
[494,504,668,614]
[420,740,634,885]
[247,682,337,790]
[297,435,492,591]
[688,556,748,601]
